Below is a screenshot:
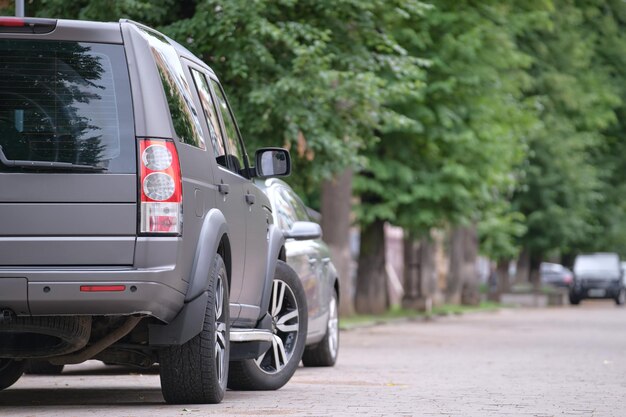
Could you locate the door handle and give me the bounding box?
[245,194,255,205]
[217,183,230,195]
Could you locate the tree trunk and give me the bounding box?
[496,258,511,297]
[460,225,480,306]
[529,252,542,289]
[402,233,421,307]
[515,247,530,284]
[355,219,388,314]
[321,169,354,317]
[402,233,437,312]
[446,227,465,304]
[446,225,480,305]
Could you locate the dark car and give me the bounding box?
[540,262,573,288]
[570,253,625,305]
[0,17,308,403]
[259,179,340,367]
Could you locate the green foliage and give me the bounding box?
[34,0,179,25]
[354,1,537,253]
[512,0,623,258]
[162,0,431,198]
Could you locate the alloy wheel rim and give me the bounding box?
[254,279,299,374]
[214,272,227,385]
[327,294,339,359]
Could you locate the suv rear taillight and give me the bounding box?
[0,17,57,33]
[139,138,182,235]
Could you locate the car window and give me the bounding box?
[190,69,228,166]
[273,186,310,231]
[210,79,247,175]
[137,27,205,149]
[0,40,135,173]
[574,253,620,277]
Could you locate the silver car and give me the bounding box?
[258,179,340,367]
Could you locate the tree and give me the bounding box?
[354,0,539,307]
[512,0,622,278]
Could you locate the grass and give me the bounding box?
[340,301,501,330]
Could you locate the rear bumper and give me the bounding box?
[0,267,185,322]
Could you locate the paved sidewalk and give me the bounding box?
[1,301,625,416]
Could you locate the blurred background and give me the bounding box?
[5,0,626,317]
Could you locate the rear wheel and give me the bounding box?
[159,253,230,404]
[302,288,339,367]
[228,261,307,390]
[0,359,25,390]
[24,361,64,375]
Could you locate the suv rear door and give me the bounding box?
[0,38,137,266]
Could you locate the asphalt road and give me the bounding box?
[2,301,626,417]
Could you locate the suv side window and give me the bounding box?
[210,80,247,175]
[190,69,228,165]
[137,27,205,149]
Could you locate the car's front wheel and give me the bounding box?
[615,287,625,306]
[159,253,230,404]
[228,261,307,390]
[0,359,25,390]
[302,288,339,367]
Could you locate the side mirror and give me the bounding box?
[284,221,322,241]
[254,148,291,178]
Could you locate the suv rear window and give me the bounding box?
[0,40,135,173]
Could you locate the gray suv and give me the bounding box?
[0,17,308,404]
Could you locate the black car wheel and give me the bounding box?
[303,288,339,367]
[615,287,625,306]
[0,359,25,391]
[159,253,230,404]
[228,261,307,390]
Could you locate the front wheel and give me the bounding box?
[159,253,230,404]
[569,290,581,305]
[0,359,25,390]
[228,261,307,390]
[615,288,625,306]
[302,288,339,367]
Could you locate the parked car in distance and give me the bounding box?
[540,262,573,288]
[0,17,308,403]
[258,179,340,367]
[570,253,625,305]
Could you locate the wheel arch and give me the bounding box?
[149,208,229,346]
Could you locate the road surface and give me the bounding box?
[1,301,625,416]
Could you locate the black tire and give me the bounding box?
[159,253,230,404]
[615,288,625,306]
[228,261,307,391]
[303,288,339,367]
[0,359,25,390]
[0,316,91,357]
[569,291,581,305]
[24,361,64,375]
